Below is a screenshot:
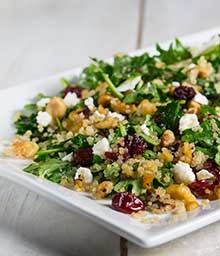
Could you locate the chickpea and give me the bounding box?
[111,98,136,114]
[98,94,114,107]
[94,117,118,129]
[12,141,39,159]
[161,130,175,147]
[197,56,213,78]
[96,181,113,199]
[187,100,201,114]
[46,97,67,121]
[138,99,157,115]
[95,82,108,95]
[167,184,199,211]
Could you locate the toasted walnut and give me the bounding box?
[74,180,85,192]
[178,142,195,164]
[191,151,208,170]
[110,98,136,114]
[12,141,39,159]
[187,100,201,114]
[167,184,199,211]
[96,181,113,199]
[94,117,118,129]
[161,130,175,147]
[81,89,96,99]
[98,105,108,115]
[138,99,157,115]
[68,109,83,122]
[158,148,173,163]
[98,94,114,107]
[46,97,67,121]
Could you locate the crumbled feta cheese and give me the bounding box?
[196,169,214,180]
[173,161,195,185]
[187,63,196,70]
[37,98,50,108]
[179,113,200,133]
[108,112,125,121]
[63,92,80,107]
[171,81,180,87]
[117,76,141,92]
[140,124,150,136]
[92,138,111,157]
[84,97,94,110]
[36,111,52,127]
[75,167,93,183]
[62,152,73,162]
[193,92,209,105]
[93,111,106,120]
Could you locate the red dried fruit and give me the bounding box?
[105,151,118,161]
[74,148,93,167]
[63,86,83,97]
[189,180,215,198]
[203,160,220,184]
[124,135,147,157]
[112,192,145,214]
[81,106,91,118]
[174,86,196,100]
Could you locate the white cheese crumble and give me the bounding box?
[193,92,209,105]
[187,63,196,70]
[108,111,125,121]
[74,167,93,183]
[37,98,50,108]
[93,110,106,120]
[36,111,52,127]
[117,76,141,92]
[84,97,94,110]
[171,81,180,87]
[179,113,200,133]
[173,161,195,185]
[140,124,150,136]
[196,169,214,180]
[92,138,111,157]
[63,92,80,107]
[62,152,73,162]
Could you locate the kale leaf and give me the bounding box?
[156,39,191,64]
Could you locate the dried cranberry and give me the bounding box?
[173,86,196,100]
[169,142,179,152]
[73,148,93,167]
[124,135,147,157]
[82,106,91,118]
[105,151,118,161]
[189,180,215,198]
[112,192,145,214]
[63,86,83,97]
[203,160,220,184]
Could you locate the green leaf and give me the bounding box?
[156,39,191,64]
[154,101,182,130]
[104,162,121,179]
[215,145,220,165]
[72,134,89,149]
[152,166,174,189]
[114,179,146,196]
[24,159,75,183]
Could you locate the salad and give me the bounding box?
[6,36,220,215]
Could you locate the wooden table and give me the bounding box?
[1,1,220,255]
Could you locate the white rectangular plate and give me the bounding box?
[1,27,220,248]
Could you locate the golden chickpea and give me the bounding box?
[161,130,175,147]
[138,99,157,115]
[98,94,114,107]
[96,181,113,199]
[46,97,67,121]
[187,100,201,114]
[12,141,39,159]
[94,117,118,129]
[167,184,199,211]
[111,98,136,114]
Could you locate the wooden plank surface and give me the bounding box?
[1,0,220,255]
